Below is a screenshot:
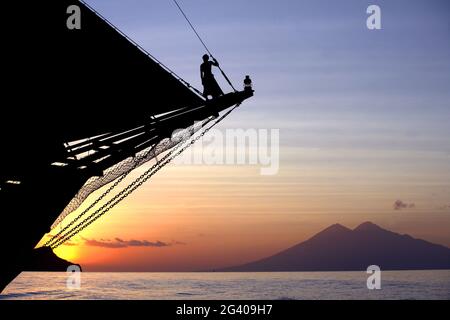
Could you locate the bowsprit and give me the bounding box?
[0,0,253,292]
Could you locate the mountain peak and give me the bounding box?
[353,221,383,232]
[326,223,351,232]
[307,223,352,242]
[317,223,352,235]
[222,221,450,272]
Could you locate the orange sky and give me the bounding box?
[35,0,450,272]
[37,153,450,271]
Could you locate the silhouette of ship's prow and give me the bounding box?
[0,0,253,292]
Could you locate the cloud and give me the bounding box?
[82,237,184,249]
[393,200,415,210]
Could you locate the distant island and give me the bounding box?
[25,247,81,272]
[222,222,450,272]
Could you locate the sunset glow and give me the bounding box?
[36,0,450,272]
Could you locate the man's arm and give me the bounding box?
[212,59,219,67]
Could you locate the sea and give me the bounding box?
[1,270,449,300]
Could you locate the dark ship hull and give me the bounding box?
[0,0,252,292]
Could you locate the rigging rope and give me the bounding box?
[51,116,211,229]
[45,143,163,247]
[171,0,237,92]
[46,122,206,248]
[47,103,241,249]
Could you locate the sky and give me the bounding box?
[38,0,450,271]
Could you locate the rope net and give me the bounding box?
[50,119,208,230]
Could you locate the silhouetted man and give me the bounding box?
[200,54,224,99]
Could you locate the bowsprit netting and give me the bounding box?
[50,119,209,230]
[45,103,240,249]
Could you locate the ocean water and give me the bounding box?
[1,270,449,300]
